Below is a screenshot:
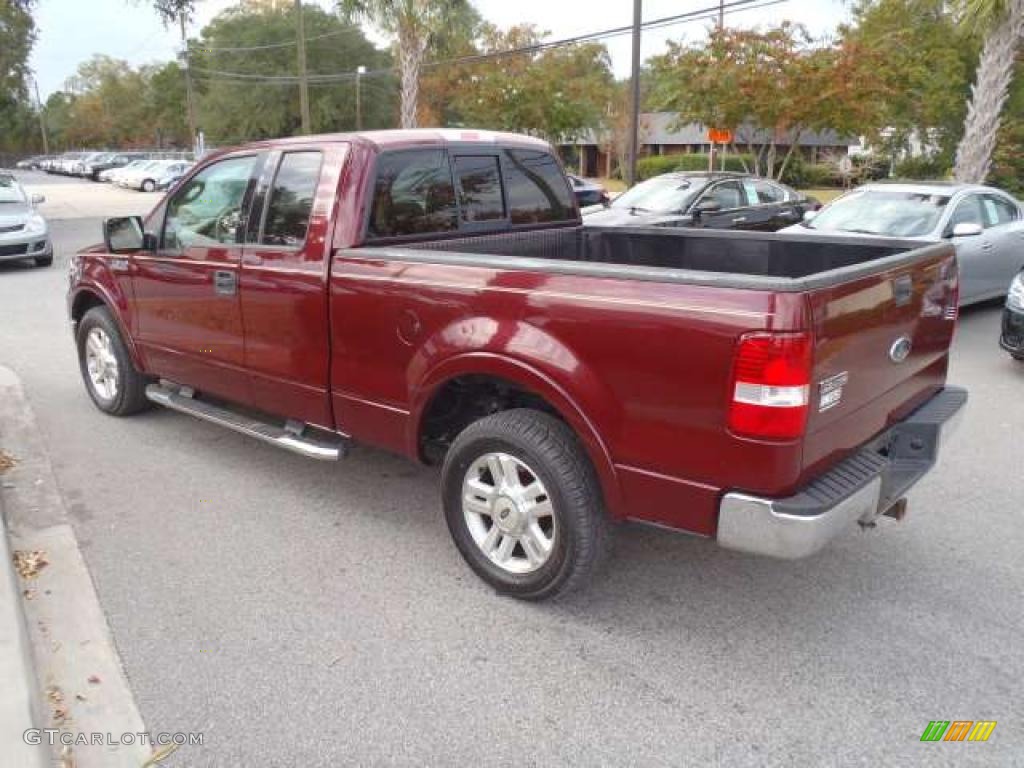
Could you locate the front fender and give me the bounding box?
[69,256,144,371]
[406,318,624,516]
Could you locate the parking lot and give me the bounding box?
[2,171,1022,766]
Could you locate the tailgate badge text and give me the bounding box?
[818,371,849,412]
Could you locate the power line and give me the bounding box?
[190,0,785,85]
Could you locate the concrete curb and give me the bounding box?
[0,490,48,768]
[0,365,151,767]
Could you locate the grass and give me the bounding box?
[799,188,846,203]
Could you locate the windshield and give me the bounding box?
[806,189,951,237]
[612,176,697,213]
[0,177,27,204]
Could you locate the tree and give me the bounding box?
[648,24,888,180]
[194,5,394,143]
[842,0,974,169]
[952,0,1024,181]
[447,24,614,143]
[339,0,474,128]
[0,0,38,153]
[144,0,200,140]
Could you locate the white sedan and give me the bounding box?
[782,182,1024,305]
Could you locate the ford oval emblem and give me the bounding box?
[889,336,913,363]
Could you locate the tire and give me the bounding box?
[442,409,610,600]
[76,306,151,416]
[33,254,52,267]
[1012,353,1024,362]
[141,179,155,192]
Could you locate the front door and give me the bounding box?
[132,152,262,403]
[692,180,752,229]
[944,193,990,303]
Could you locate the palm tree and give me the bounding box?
[339,0,472,129]
[952,0,1024,182]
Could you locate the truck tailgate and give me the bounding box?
[800,241,958,482]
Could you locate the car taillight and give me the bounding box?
[728,332,813,440]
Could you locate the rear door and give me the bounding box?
[800,240,959,479]
[980,192,1024,293]
[132,151,262,403]
[239,142,347,429]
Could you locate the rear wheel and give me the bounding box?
[76,306,151,416]
[442,409,610,600]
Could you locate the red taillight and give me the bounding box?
[728,332,813,440]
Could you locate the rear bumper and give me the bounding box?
[717,386,967,559]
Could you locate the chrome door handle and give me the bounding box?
[213,270,237,296]
[981,241,994,251]
[779,209,796,218]
[732,216,747,223]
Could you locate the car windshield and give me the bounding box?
[806,189,951,237]
[0,176,27,204]
[611,176,697,213]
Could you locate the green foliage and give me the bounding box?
[194,5,395,143]
[636,153,755,180]
[0,0,37,153]
[989,117,1024,196]
[446,24,614,143]
[893,154,952,179]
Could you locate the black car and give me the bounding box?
[567,174,609,207]
[86,152,147,181]
[1000,268,1024,361]
[583,171,819,231]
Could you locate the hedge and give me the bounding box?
[636,153,755,181]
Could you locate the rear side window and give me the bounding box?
[503,150,575,224]
[751,180,787,204]
[982,194,1019,227]
[454,155,505,222]
[262,151,322,246]
[368,150,457,238]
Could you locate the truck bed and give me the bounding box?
[363,225,940,288]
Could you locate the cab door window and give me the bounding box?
[162,155,258,252]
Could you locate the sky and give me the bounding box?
[29,0,851,100]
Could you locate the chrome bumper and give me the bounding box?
[717,386,967,559]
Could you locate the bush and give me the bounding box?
[636,152,755,180]
[990,118,1024,197]
[893,154,950,181]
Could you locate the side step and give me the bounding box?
[145,383,349,461]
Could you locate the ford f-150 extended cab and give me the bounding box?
[68,129,966,599]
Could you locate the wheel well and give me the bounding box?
[71,291,105,323]
[419,375,562,464]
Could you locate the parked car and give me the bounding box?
[85,153,144,181]
[783,182,1024,305]
[584,171,818,231]
[1000,268,1024,361]
[73,152,110,177]
[566,174,609,207]
[117,160,177,191]
[99,159,148,183]
[15,155,47,170]
[152,161,193,191]
[68,129,965,600]
[0,173,52,267]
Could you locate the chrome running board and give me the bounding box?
[145,382,348,461]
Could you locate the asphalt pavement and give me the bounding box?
[0,172,1021,767]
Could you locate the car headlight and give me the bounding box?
[26,214,47,234]
[1008,272,1024,312]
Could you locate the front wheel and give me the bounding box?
[442,409,610,600]
[33,254,53,267]
[76,306,151,416]
[141,179,155,192]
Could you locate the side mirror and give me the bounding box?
[30,193,45,205]
[692,200,721,218]
[947,222,983,238]
[803,209,818,222]
[104,216,152,253]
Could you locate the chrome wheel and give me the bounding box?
[462,452,556,574]
[84,327,119,401]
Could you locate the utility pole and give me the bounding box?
[179,10,197,150]
[32,79,49,154]
[627,0,642,187]
[355,65,366,130]
[719,0,725,28]
[296,0,311,134]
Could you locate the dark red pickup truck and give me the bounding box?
[68,129,966,599]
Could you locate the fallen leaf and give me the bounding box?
[23,589,36,600]
[0,450,15,472]
[87,675,101,685]
[75,693,87,702]
[141,743,179,767]
[60,744,76,768]
[13,550,49,580]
